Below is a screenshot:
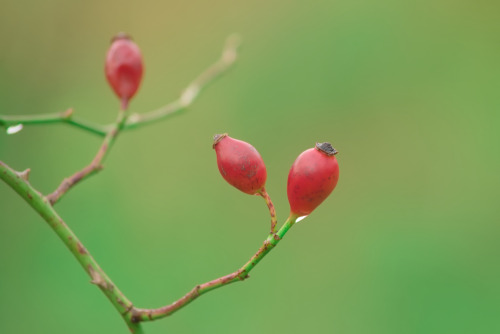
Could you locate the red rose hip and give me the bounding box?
[287,142,339,216]
[105,33,144,110]
[213,134,267,195]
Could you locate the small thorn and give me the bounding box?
[16,168,31,181]
[62,108,74,119]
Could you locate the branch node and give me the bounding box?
[130,309,143,323]
[89,266,108,289]
[121,304,134,316]
[180,87,200,107]
[237,269,249,281]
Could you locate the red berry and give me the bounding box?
[213,134,267,195]
[105,33,144,110]
[287,143,339,216]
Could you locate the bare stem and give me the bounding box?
[131,215,296,322]
[123,34,241,130]
[0,161,143,333]
[259,187,278,234]
[0,108,109,136]
[0,35,241,137]
[46,110,127,205]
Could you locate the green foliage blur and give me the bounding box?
[1,0,499,333]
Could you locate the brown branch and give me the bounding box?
[259,187,278,234]
[47,111,126,205]
[130,216,295,323]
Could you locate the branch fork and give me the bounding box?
[0,35,300,334]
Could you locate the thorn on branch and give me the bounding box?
[62,108,74,119]
[16,168,31,181]
[223,34,242,64]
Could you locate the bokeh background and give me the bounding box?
[1,0,499,333]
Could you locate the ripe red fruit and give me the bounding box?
[213,134,267,195]
[287,142,339,216]
[105,33,144,110]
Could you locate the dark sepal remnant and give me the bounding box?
[315,142,338,156]
[212,133,228,148]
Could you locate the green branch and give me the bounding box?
[0,161,143,333]
[0,158,297,332]
[0,108,109,136]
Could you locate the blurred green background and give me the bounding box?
[1,0,499,333]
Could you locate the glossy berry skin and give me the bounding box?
[213,134,267,195]
[287,143,339,216]
[105,33,144,109]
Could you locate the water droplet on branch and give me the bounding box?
[6,124,23,135]
[295,216,308,223]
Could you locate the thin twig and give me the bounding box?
[131,215,296,322]
[1,159,298,330]
[0,108,109,136]
[46,110,127,205]
[123,34,242,130]
[259,187,278,234]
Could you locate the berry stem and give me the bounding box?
[258,187,278,234]
[46,109,128,205]
[130,214,298,322]
[121,97,130,111]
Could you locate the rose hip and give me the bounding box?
[213,134,267,195]
[105,33,144,110]
[287,142,339,216]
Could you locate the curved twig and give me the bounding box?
[47,110,127,205]
[0,35,241,137]
[0,34,301,334]
[0,159,297,331]
[0,161,143,334]
[130,216,295,322]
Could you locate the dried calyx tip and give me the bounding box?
[213,133,228,148]
[315,142,338,156]
[111,32,132,43]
